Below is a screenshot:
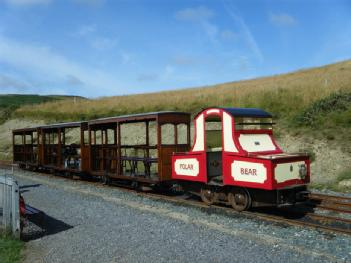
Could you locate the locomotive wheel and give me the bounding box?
[200,187,218,205]
[228,188,251,212]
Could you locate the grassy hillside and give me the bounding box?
[2,60,351,189]
[15,60,351,131]
[0,94,85,124]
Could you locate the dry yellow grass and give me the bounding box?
[15,59,351,121]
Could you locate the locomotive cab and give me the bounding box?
[172,107,310,211]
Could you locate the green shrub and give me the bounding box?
[336,169,351,182]
[299,148,316,163]
[294,92,351,126]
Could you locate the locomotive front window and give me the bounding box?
[235,117,273,130]
[205,117,222,151]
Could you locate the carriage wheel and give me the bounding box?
[101,174,110,185]
[228,188,251,211]
[200,187,218,205]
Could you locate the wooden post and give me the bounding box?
[145,121,149,158]
[12,133,15,164]
[117,123,121,175]
[156,119,161,180]
[174,124,178,145]
[58,128,62,167]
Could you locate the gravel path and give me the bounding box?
[3,168,350,263]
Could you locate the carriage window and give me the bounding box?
[25,135,32,144]
[148,122,157,146]
[84,130,89,145]
[205,117,222,151]
[107,129,115,145]
[33,132,38,144]
[14,135,23,145]
[65,128,81,145]
[235,117,273,130]
[120,123,146,145]
[161,124,175,145]
[90,130,102,145]
[177,124,188,144]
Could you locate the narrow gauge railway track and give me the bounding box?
[92,180,351,236]
[307,193,351,214]
[2,164,351,236]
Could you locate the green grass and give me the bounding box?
[0,94,86,124]
[12,60,351,136]
[293,91,351,127]
[311,169,351,192]
[0,235,24,263]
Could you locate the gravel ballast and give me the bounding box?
[3,168,351,263]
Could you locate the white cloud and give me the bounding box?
[137,73,158,82]
[175,6,218,42]
[220,29,238,41]
[269,13,297,27]
[76,24,96,37]
[91,36,118,50]
[3,0,51,6]
[0,73,31,91]
[66,74,84,86]
[0,35,122,96]
[223,3,264,63]
[73,0,105,7]
[175,6,214,22]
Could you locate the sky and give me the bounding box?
[0,0,350,98]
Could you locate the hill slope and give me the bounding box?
[2,60,351,190]
[0,94,86,124]
[14,60,351,124]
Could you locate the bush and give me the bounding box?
[294,92,351,126]
[336,169,351,182]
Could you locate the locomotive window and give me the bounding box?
[161,124,175,145]
[235,117,273,130]
[177,124,187,144]
[205,118,222,151]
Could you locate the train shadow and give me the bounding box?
[251,203,316,219]
[21,208,73,242]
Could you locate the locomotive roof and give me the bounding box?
[199,107,272,118]
[222,108,272,118]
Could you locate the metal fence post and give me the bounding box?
[0,174,20,238]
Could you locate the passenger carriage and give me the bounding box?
[87,111,190,186]
[172,108,310,211]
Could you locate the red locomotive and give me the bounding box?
[172,108,310,211]
[13,107,310,211]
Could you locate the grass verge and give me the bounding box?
[0,234,24,263]
[311,169,351,192]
